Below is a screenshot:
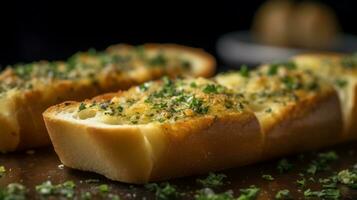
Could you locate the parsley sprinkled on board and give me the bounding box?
[237,185,260,200]
[277,159,293,173]
[275,189,291,199]
[195,188,235,200]
[36,180,76,198]
[341,54,357,68]
[197,173,227,188]
[296,178,306,188]
[145,183,181,200]
[98,184,109,194]
[0,166,5,177]
[306,151,338,175]
[262,174,274,181]
[0,183,27,200]
[337,169,357,187]
[304,188,340,199]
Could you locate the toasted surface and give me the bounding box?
[292,53,357,140]
[0,44,216,152]
[43,77,263,183]
[215,62,343,158]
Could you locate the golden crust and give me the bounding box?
[43,96,262,183]
[292,53,357,140]
[0,44,216,152]
[262,89,343,159]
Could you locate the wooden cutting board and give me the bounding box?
[0,143,357,199]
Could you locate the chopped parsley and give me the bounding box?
[268,61,296,76]
[239,65,250,78]
[337,169,357,187]
[202,84,219,94]
[36,180,76,198]
[275,189,291,199]
[197,172,227,188]
[98,184,109,194]
[237,185,260,200]
[195,188,235,200]
[262,174,274,181]
[139,82,151,92]
[0,183,27,200]
[303,188,340,200]
[341,54,357,68]
[0,166,5,177]
[145,183,181,200]
[149,54,167,66]
[335,79,348,88]
[306,151,338,175]
[78,102,87,111]
[296,178,306,188]
[277,159,293,173]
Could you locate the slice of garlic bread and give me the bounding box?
[43,77,262,183]
[293,53,357,141]
[0,44,215,152]
[215,62,343,159]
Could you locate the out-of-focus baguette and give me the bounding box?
[0,44,216,152]
[292,53,357,141]
[43,78,262,183]
[216,62,343,159]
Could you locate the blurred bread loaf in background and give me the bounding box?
[253,0,339,49]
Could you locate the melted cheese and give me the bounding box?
[71,77,249,125]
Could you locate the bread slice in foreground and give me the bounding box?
[0,44,215,152]
[43,77,262,183]
[293,53,357,141]
[215,62,343,159]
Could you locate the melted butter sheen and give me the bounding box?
[75,78,248,125]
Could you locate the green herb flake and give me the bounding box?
[335,79,348,88]
[139,82,151,92]
[202,84,218,94]
[0,166,5,177]
[195,188,234,200]
[262,174,274,181]
[197,172,227,188]
[98,184,109,194]
[0,183,27,200]
[304,188,340,200]
[78,102,87,112]
[275,189,291,199]
[277,159,293,173]
[240,65,250,78]
[306,151,338,175]
[337,169,357,186]
[237,185,260,200]
[145,183,181,200]
[296,178,306,188]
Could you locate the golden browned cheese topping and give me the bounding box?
[0,45,193,96]
[74,77,248,125]
[215,62,328,114]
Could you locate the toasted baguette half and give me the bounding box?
[215,63,343,159]
[43,77,263,183]
[0,44,215,152]
[292,53,357,141]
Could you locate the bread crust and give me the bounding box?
[43,99,262,183]
[0,44,216,152]
[292,53,357,140]
[262,89,343,159]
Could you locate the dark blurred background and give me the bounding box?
[0,1,356,69]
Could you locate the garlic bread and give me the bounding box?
[43,77,262,183]
[0,44,215,152]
